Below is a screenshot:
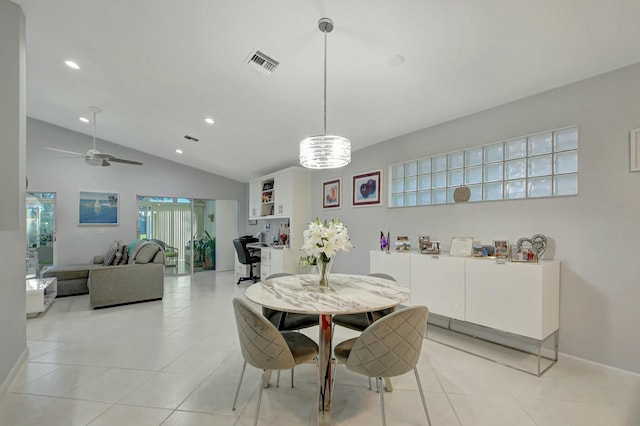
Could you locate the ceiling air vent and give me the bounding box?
[184,135,200,142]
[246,49,279,75]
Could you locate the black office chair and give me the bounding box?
[233,238,260,284]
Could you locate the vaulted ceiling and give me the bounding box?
[14,0,640,181]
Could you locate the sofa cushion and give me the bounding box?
[134,242,161,264]
[104,240,120,266]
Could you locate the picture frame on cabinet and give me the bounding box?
[322,178,341,209]
[352,170,382,206]
[421,240,441,255]
[472,245,495,257]
[449,236,474,257]
[493,240,509,258]
[511,245,538,262]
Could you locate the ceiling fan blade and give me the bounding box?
[109,157,143,166]
[46,147,84,156]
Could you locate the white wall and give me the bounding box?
[215,200,239,271]
[310,62,640,373]
[26,118,248,265]
[0,0,27,395]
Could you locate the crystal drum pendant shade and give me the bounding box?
[299,17,351,169]
[300,135,351,169]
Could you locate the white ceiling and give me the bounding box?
[14,0,640,182]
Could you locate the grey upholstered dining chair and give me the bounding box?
[261,273,319,331]
[231,298,318,425]
[261,273,319,387]
[332,273,398,332]
[333,305,431,426]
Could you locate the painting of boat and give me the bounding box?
[79,191,118,225]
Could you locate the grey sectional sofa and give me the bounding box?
[41,240,165,308]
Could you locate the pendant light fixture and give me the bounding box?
[299,18,351,169]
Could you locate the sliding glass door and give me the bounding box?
[26,192,56,276]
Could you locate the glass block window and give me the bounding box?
[389,126,578,207]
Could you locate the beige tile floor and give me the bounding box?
[2,270,639,425]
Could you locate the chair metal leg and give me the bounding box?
[383,377,393,392]
[232,360,247,411]
[255,370,266,426]
[276,370,281,387]
[377,377,387,426]
[291,368,294,388]
[413,368,431,426]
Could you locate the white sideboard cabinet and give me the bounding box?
[369,250,560,340]
[411,255,466,321]
[465,259,559,340]
[369,251,411,289]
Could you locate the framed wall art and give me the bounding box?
[322,178,341,209]
[352,169,382,206]
[78,191,119,225]
[449,237,474,257]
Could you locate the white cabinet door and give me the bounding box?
[369,251,411,290]
[248,179,261,219]
[260,248,284,280]
[411,254,465,320]
[273,170,292,217]
[465,260,560,340]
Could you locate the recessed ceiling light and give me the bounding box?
[176,149,183,154]
[204,117,215,125]
[388,54,404,67]
[65,60,80,70]
[79,116,90,123]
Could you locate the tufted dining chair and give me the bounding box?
[261,272,319,387]
[332,273,398,332]
[231,297,318,425]
[333,305,431,426]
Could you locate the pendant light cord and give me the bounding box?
[92,110,97,150]
[323,28,328,136]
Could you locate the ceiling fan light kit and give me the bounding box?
[299,17,351,169]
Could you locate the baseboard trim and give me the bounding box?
[558,352,640,377]
[0,346,29,399]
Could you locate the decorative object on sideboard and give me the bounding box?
[449,236,474,257]
[395,236,411,251]
[299,18,351,169]
[511,238,538,262]
[530,234,548,258]
[493,240,510,259]
[453,185,471,202]
[380,231,389,251]
[472,244,495,257]
[420,240,441,255]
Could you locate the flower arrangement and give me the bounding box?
[301,218,352,285]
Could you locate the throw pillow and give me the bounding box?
[103,240,119,266]
[119,245,129,265]
[134,243,160,264]
[127,239,145,258]
[113,240,125,265]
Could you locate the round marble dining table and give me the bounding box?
[245,273,410,419]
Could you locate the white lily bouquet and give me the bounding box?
[301,218,352,286]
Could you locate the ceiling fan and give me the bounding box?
[46,106,143,167]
